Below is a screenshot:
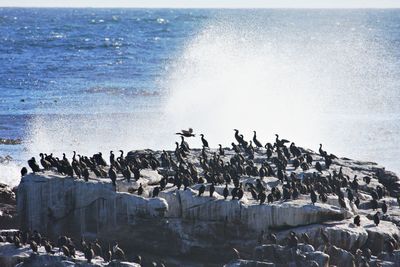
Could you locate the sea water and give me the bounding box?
[1,8,400,186]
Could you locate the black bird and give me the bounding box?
[84,243,94,263]
[21,167,28,177]
[104,244,112,262]
[258,191,266,205]
[108,166,117,187]
[209,183,215,197]
[315,162,322,173]
[267,193,274,204]
[40,153,51,170]
[370,199,378,211]
[347,188,354,202]
[363,176,371,185]
[176,128,195,137]
[382,200,388,214]
[373,212,380,226]
[198,185,205,196]
[137,184,144,196]
[223,184,229,200]
[253,131,263,148]
[152,187,160,198]
[112,242,126,260]
[200,134,209,148]
[219,144,225,156]
[338,196,347,209]
[310,190,317,205]
[30,240,38,254]
[354,215,361,227]
[28,157,40,173]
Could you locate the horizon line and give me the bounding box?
[2,6,400,9]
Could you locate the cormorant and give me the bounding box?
[223,184,229,200]
[354,215,361,226]
[373,212,380,226]
[28,157,40,173]
[21,167,27,177]
[258,191,266,205]
[209,183,215,197]
[200,134,209,148]
[382,200,388,214]
[108,166,117,187]
[253,131,263,148]
[137,184,143,196]
[198,185,205,196]
[310,190,317,205]
[176,128,195,137]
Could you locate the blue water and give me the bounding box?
[1,8,400,185]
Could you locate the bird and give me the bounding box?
[223,184,229,200]
[21,167,28,177]
[258,191,266,205]
[252,131,263,148]
[200,134,209,148]
[137,184,144,196]
[198,185,205,196]
[28,157,40,173]
[176,128,195,137]
[108,166,117,187]
[381,200,388,214]
[209,183,215,197]
[373,212,380,226]
[354,215,361,226]
[310,190,317,205]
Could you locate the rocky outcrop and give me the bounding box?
[13,146,400,265]
[0,242,141,267]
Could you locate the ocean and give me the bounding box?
[1,8,400,186]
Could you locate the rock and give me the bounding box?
[17,173,168,244]
[364,218,400,255]
[324,245,355,267]
[305,251,329,267]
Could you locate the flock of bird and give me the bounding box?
[20,128,398,259]
[0,229,164,266]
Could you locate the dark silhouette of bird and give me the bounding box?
[209,183,215,197]
[258,191,266,205]
[252,131,263,148]
[373,212,380,226]
[354,215,361,226]
[382,200,388,214]
[223,184,229,200]
[21,167,28,177]
[198,185,205,196]
[108,166,117,187]
[176,128,195,137]
[137,184,143,196]
[310,190,317,205]
[200,134,209,148]
[28,157,40,173]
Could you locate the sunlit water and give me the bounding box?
[1,8,400,186]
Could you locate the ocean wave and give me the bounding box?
[0,157,21,187]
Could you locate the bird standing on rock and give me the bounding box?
[200,134,209,148]
[373,212,380,226]
[354,215,361,226]
[28,157,40,173]
[108,166,117,187]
